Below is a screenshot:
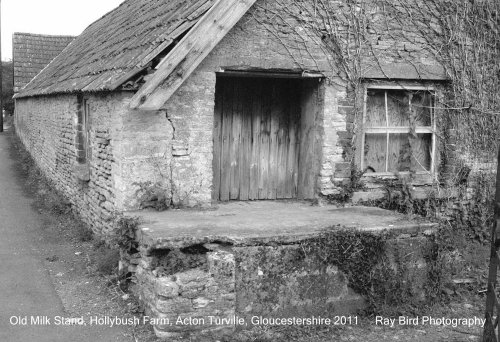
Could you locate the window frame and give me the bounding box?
[76,96,92,164]
[82,98,91,162]
[360,83,437,176]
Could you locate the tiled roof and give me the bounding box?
[16,0,215,98]
[13,33,75,92]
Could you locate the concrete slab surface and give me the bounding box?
[130,201,437,250]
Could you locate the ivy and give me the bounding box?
[111,215,140,254]
[298,230,441,316]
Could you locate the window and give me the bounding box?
[77,97,91,164]
[361,85,436,174]
[83,99,91,162]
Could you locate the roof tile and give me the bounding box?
[17,0,215,98]
[13,33,75,91]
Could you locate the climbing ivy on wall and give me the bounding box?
[256,0,500,241]
[381,0,500,159]
[298,229,444,316]
[257,0,500,163]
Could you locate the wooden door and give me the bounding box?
[213,77,302,201]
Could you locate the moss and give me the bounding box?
[298,230,440,316]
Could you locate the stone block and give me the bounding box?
[338,99,354,107]
[154,297,192,314]
[207,251,235,283]
[73,163,90,182]
[176,269,211,297]
[154,278,179,298]
[338,106,355,116]
[351,191,386,203]
[192,297,214,309]
[234,245,363,319]
[334,162,351,178]
[321,189,340,196]
[172,144,189,157]
[95,137,110,144]
[320,169,334,177]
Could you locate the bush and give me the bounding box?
[93,244,120,275]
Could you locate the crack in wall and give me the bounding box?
[165,109,176,141]
[162,110,176,206]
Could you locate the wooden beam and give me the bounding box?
[130,0,257,110]
[367,84,435,91]
[364,127,433,134]
[217,69,324,79]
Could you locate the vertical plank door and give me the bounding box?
[213,77,302,201]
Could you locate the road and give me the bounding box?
[0,128,131,342]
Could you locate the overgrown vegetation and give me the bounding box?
[354,173,493,314]
[362,171,495,245]
[257,0,500,205]
[298,230,444,316]
[326,166,366,203]
[111,214,140,253]
[133,180,171,211]
[382,0,500,159]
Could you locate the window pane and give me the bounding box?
[387,90,410,127]
[411,91,432,126]
[411,133,432,171]
[365,90,386,127]
[364,133,387,172]
[388,133,411,172]
[387,133,432,172]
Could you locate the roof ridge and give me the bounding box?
[13,32,76,39]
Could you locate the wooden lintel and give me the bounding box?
[130,0,257,110]
[218,70,324,79]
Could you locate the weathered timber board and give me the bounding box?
[214,77,307,201]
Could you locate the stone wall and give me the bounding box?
[160,70,216,207]
[192,0,448,199]
[135,246,236,339]
[133,230,434,340]
[185,0,348,200]
[13,0,458,215]
[15,93,130,235]
[112,103,173,210]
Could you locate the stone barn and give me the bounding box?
[14,0,451,236]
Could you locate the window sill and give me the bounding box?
[73,162,90,182]
[352,187,457,204]
[361,171,437,186]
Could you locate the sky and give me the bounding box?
[2,0,125,60]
